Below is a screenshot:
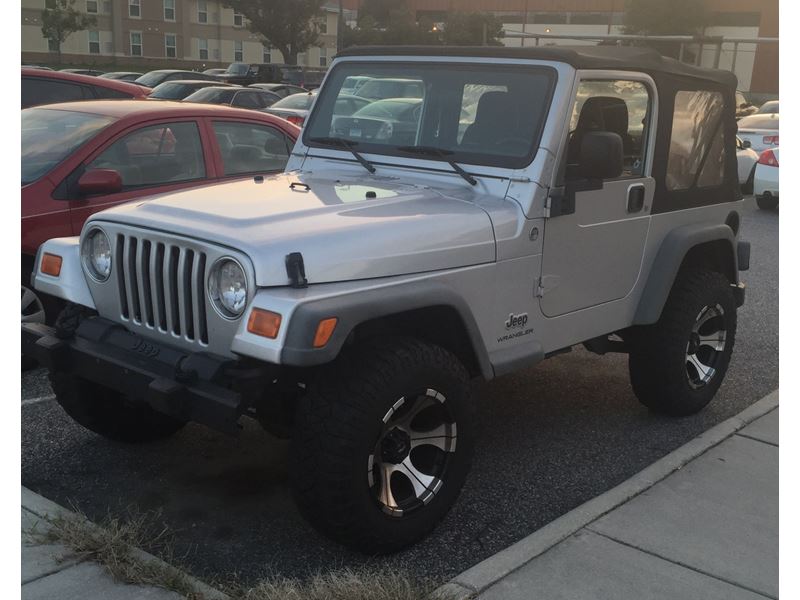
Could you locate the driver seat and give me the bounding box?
[461,91,520,149]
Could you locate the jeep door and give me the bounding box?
[540,73,656,317]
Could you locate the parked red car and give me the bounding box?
[21,68,150,108]
[22,100,300,324]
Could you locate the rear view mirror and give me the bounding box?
[78,169,122,196]
[578,132,623,180]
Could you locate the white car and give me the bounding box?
[736,136,759,193]
[754,147,779,209]
[737,113,779,154]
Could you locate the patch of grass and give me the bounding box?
[27,507,458,600]
[26,507,208,599]
[225,567,457,600]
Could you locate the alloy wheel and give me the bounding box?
[685,304,727,389]
[21,285,45,324]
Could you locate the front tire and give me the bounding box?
[51,372,187,443]
[290,337,474,554]
[628,269,737,416]
[756,195,778,210]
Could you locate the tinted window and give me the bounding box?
[22,78,89,108]
[271,93,314,110]
[135,72,170,87]
[22,108,115,183]
[667,90,726,190]
[87,121,205,187]
[233,91,260,108]
[184,88,236,104]
[93,86,134,100]
[212,121,290,176]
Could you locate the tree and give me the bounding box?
[442,13,504,46]
[358,0,406,28]
[41,0,96,63]
[623,0,708,59]
[222,0,325,65]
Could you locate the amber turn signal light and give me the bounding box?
[313,317,338,348]
[247,308,281,339]
[40,253,63,277]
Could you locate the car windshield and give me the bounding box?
[757,101,779,114]
[272,93,315,110]
[150,82,204,100]
[738,114,779,130]
[184,88,236,103]
[22,108,115,184]
[304,62,555,169]
[226,63,250,75]
[135,71,171,87]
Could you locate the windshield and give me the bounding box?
[272,93,315,110]
[304,62,555,169]
[757,101,779,114]
[22,108,115,184]
[226,63,249,75]
[150,82,204,99]
[184,88,236,103]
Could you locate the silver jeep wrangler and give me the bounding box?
[23,45,749,553]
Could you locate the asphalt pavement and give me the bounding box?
[21,197,778,587]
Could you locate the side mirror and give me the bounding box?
[577,131,623,180]
[77,169,122,196]
[741,139,752,149]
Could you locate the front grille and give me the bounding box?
[115,234,209,345]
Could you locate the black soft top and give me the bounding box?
[336,45,736,88]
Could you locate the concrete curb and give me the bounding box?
[21,486,230,600]
[436,390,779,600]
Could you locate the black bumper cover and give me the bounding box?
[22,317,268,435]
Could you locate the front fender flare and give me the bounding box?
[32,237,96,310]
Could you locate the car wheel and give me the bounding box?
[628,269,736,417]
[290,337,474,553]
[21,285,46,370]
[756,195,778,210]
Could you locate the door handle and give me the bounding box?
[627,184,645,213]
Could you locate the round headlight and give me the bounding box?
[208,258,247,319]
[82,228,112,281]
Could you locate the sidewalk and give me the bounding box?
[440,390,779,600]
[21,487,225,600]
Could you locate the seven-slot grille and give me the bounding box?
[115,234,209,345]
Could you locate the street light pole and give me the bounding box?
[337,0,344,54]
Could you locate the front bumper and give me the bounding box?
[22,317,274,435]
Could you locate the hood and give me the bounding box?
[90,173,497,287]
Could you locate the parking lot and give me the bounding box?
[21,198,777,587]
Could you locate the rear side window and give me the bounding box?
[212,121,290,176]
[22,78,89,108]
[666,90,726,190]
[87,121,206,187]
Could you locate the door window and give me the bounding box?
[87,121,205,188]
[212,121,290,176]
[22,78,89,108]
[233,91,260,109]
[567,80,652,179]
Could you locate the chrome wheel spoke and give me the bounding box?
[409,423,455,452]
[697,332,726,351]
[21,287,37,311]
[377,463,399,511]
[21,286,46,324]
[394,394,438,431]
[687,353,714,381]
[397,457,436,500]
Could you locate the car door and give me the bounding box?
[539,74,656,317]
[208,119,293,178]
[67,119,216,233]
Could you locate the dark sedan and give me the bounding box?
[135,69,218,88]
[99,71,143,82]
[149,80,240,101]
[183,86,280,110]
[332,98,422,145]
[249,83,308,98]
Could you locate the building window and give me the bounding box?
[47,38,59,52]
[165,33,176,57]
[318,46,327,67]
[198,38,208,60]
[198,0,207,23]
[164,0,175,21]
[86,0,98,13]
[297,52,306,65]
[45,0,56,8]
[88,30,100,54]
[318,18,327,34]
[262,45,271,63]
[130,31,142,55]
[234,40,243,62]
[129,0,140,18]
[234,11,243,27]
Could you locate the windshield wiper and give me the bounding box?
[396,146,477,186]
[307,136,376,174]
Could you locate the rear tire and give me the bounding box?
[756,195,778,210]
[628,269,736,417]
[290,337,474,554]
